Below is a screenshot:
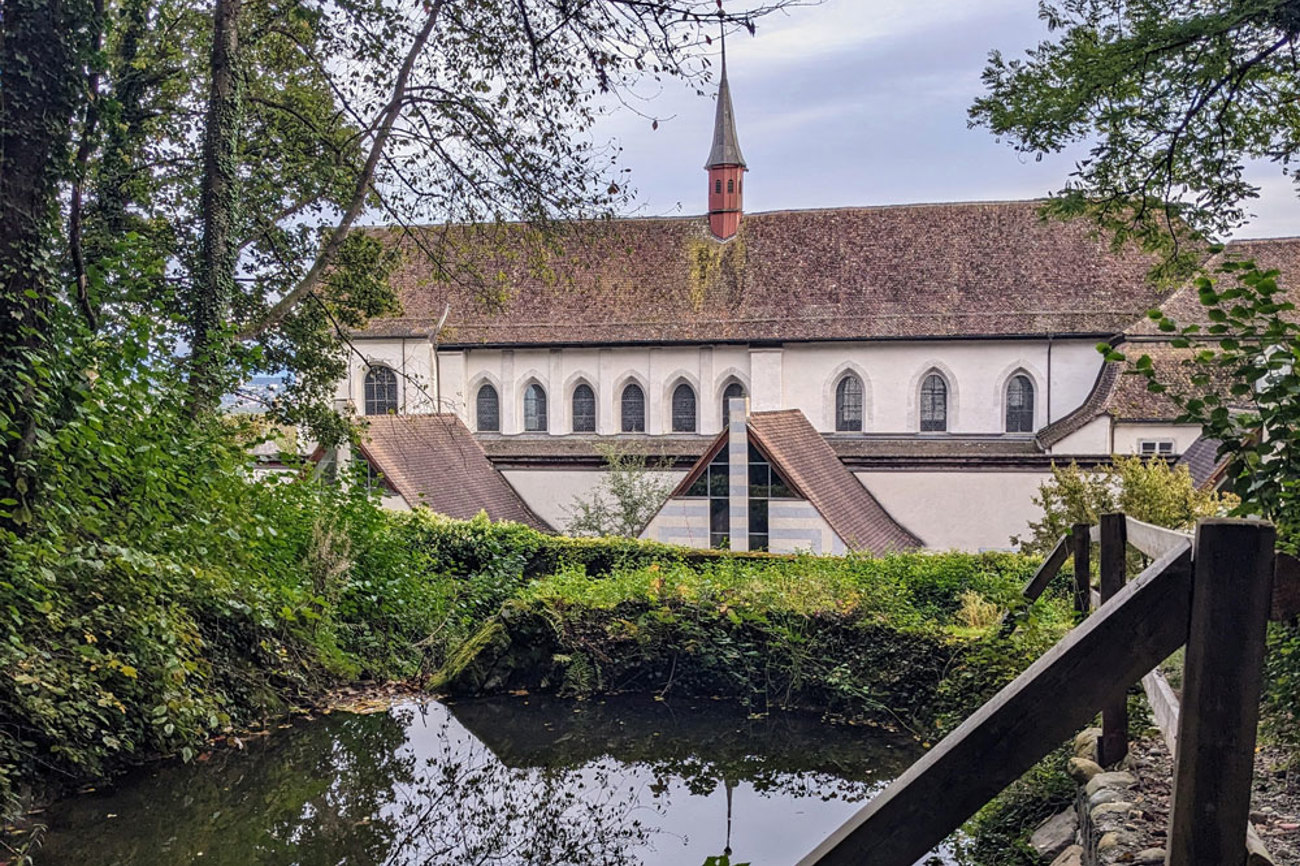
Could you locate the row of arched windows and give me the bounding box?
[474,380,730,434]
[364,365,1038,434]
[831,370,1036,433]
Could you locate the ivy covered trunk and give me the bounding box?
[188,0,244,414]
[0,0,92,529]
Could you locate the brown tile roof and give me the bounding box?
[1038,341,1241,447]
[356,201,1170,345]
[667,410,921,552]
[358,414,550,530]
[747,411,922,552]
[1127,236,1300,336]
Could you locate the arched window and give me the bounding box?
[920,373,948,432]
[523,384,547,432]
[727,178,735,193]
[671,383,697,432]
[476,384,500,432]
[835,374,864,432]
[621,383,645,433]
[715,179,722,194]
[1005,374,1035,433]
[572,383,596,433]
[721,381,745,425]
[364,366,398,416]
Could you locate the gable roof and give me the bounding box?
[1176,436,1231,490]
[671,409,921,553]
[358,414,550,530]
[355,201,1171,346]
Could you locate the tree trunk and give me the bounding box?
[0,0,90,530]
[188,0,244,414]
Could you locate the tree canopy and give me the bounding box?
[971,0,1300,274]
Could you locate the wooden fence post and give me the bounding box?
[1072,523,1091,616]
[1099,513,1128,766]
[1167,519,1275,866]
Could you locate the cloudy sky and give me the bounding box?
[596,0,1300,239]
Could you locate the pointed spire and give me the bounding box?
[705,25,746,169]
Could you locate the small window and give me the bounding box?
[476,384,500,432]
[524,383,548,432]
[572,383,596,433]
[920,373,948,432]
[1005,374,1035,433]
[621,383,645,433]
[727,178,734,193]
[1138,440,1175,456]
[835,374,864,432]
[721,382,745,426]
[715,179,722,194]
[672,383,697,432]
[364,366,399,416]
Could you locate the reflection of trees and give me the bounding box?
[37,710,415,865]
[380,711,654,866]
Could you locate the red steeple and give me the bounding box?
[705,31,746,241]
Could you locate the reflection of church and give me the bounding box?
[339,55,1295,551]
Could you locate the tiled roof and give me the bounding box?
[1127,236,1300,336]
[358,414,550,530]
[1176,436,1229,489]
[355,201,1170,345]
[747,411,922,552]
[1038,341,1243,447]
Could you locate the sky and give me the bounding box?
[594,0,1300,240]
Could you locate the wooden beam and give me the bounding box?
[797,539,1193,866]
[1139,667,1277,866]
[1073,523,1092,616]
[1099,513,1129,766]
[1021,534,1072,602]
[1125,516,1191,560]
[1273,552,1300,622]
[1168,520,1275,866]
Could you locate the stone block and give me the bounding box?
[1029,809,1078,862]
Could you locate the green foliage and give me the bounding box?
[1014,455,1236,555]
[436,550,1067,737]
[970,0,1300,275]
[565,441,676,538]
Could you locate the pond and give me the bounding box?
[33,694,956,866]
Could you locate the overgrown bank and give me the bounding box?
[0,463,1072,825]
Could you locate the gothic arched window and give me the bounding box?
[920,373,948,432]
[1006,374,1035,433]
[572,383,596,433]
[721,381,745,426]
[523,383,548,432]
[364,366,398,416]
[835,374,864,432]
[672,383,697,433]
[621,383,645,433]
[476,384,499,432]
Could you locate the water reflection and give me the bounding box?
[34,695,943,866]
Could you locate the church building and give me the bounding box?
[337,57,1300,552]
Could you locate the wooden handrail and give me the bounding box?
[797,540,1193,866]
[803,516,1280,866]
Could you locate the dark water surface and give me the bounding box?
[34,694,953,865]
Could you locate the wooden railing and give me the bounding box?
[799,516,1300,866]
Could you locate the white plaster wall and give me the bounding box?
[1049,415,1113,455]
[346,337,1107,439]
[856,471,1052,551]
[501,468,685,533]
[336,338,438,414]
[641,499,711,548]
[768,500,844,555]
[1111,423,1204,456]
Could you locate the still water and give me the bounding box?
[34,694,954,865]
